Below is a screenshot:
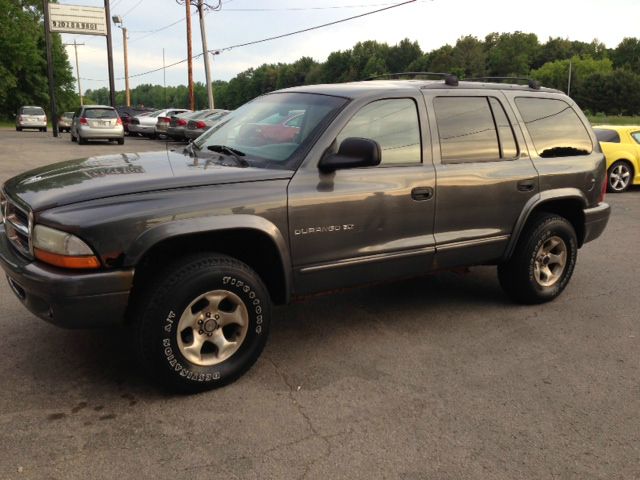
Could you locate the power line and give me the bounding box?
[216,0,417,53]
[122,0,144,17]
[221,2,403,12]
[81,0,417,82]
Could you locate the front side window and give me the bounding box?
[434,96,518,163]
[515,97,592,158]
[336,98,421,165]
[593,128,620,143]
[195,92,347,167]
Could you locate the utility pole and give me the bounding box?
[104,0,116,107]
[185,1,195,110]
[197,0,214,109]
[112,16,130,106]
[567,59,573,97]
[163,48,167,105]
[63,40,85,106]
[43,0,59,137]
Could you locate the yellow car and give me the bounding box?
[593,125,640,192]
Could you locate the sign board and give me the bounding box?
[48,4,107,36]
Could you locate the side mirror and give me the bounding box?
[318,137,381,173]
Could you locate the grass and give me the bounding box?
[587,115,640,126]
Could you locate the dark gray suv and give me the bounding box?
[0,76,610,392]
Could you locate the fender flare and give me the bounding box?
[503,188,588,260]
[125,214,292,301]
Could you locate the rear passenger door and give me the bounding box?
[422,91,539,268]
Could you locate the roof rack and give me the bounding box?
[464,77,541,90]
[365,72,459,86]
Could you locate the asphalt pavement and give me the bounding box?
[0,128,638,479]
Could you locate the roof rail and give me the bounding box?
[464,77,541,90]
[365,72,459,86]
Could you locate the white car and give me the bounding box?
[128,108,189,138]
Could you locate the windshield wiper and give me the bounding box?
[207,145,249,167]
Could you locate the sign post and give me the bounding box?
[45,2,114,128]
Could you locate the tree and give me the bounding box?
[531,56,613,94]
[485,31,540,76]
[611,37,640,73]
[0,0,77,118]
[451,35,485,78]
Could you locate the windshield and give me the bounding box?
[194,92,346,167]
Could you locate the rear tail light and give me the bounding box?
[79,117,88,125]
[598,173,607,203]
[159,117,170,124]
[195,121,207,129]
[116,117,123,125]
[178,119,187,126]
[17,115,22,122]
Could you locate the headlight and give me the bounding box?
[32,225,100,269]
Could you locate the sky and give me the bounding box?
[57,0,640,94]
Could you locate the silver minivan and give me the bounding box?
[71,105,124,145]
[15,106,47,132]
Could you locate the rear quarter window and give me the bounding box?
[593,128,620,143]
[515,97,592,158]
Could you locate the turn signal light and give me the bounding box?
[34,248,101,269]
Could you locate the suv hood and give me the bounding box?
[4,149,293,212]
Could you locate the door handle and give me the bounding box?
[517,180,536,192]
[411,186,434,201]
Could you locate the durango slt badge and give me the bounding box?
[294,224,355,235]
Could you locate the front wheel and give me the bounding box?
[133,254,271,392]
[498,213,577,304]
[607,161,633,193]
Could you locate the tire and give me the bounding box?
[133,253,271,393]
[498,213,577,304]
[43,127,47,132]
[16,127,21,132]
[607,161,633,193]
[71,133,77,142]
[117,138,124,145]
[78,136,87,145]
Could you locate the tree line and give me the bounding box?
[2,2,640,119]
[86,34,640,116]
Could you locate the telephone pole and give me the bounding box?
[185,1,195,110]
[112,16,130,106]
[197,0,214,109]
[64,40,85,106]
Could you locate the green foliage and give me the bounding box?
[485,31,540,76]
[0,0,77,119]
[611,37,640,73]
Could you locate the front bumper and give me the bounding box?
[583,202,611,244]
[0,226,134,328]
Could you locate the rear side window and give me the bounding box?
[21,107,44,115]
[433,96,518,163]
[515,97,592,158]
[593,128,620,143]
[84,108,117,119]
[337,98,421,165]
[631,132,640,144]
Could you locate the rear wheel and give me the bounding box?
[78,136,87,145]
[607,161,633,193]
[133,253,271,392]
[16,127,21,132]
[498,213,577,304]
[117,138,124,145]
